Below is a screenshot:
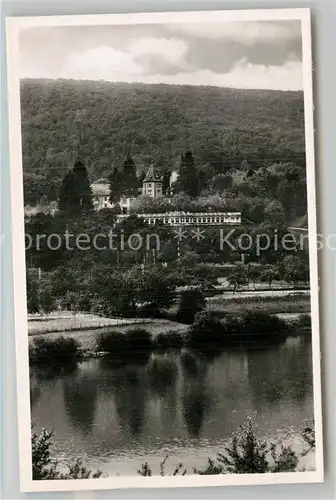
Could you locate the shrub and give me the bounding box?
[297,314,311,329]
[96,331,126,354]
[154,331,185,350]
[125,328,153,352]
[187,310,288,348]
[187,311,226,347]
[96,329,153,356]
[29,336,80,364]
[175,289,206,324]
[137,303,166,319]
[32,427,102,480]
[195,414,299,475]
[239,311,287,334]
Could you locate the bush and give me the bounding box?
[154,331,185,350]
[239,311,287,334]
[97,329,153,355]
[187,310,288,348]
[32,427,102,480]
[297,314,311,329]
[96,331,126,354]
[137,303,166,319]
[187,311,226,347]
[29,336,80,364]
[195,414,298,475]
[125,328,153,351]
[175,289,206,324]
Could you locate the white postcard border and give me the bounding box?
[5,7,324,493]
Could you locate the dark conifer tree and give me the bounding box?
[72,159,93,213]
[58,169,78,214]
[122,153,138,196]
[161,168,171,196]
[178,150,199,198]
[58,159,93,214]
[108,168,124,204]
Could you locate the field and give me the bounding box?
[206,293,310,315]
[27,292,310,352]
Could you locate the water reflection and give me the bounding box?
[30,336,314,475]
[63,375,98,435]
[146,355,178,396]
[180,351,213,438]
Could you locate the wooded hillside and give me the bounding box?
[20,79,306,205]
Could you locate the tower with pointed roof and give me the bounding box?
[142,162,163,198]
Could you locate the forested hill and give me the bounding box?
[20,78,305,205]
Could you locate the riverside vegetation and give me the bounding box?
[32,414,316,480]
[28,308,311,364]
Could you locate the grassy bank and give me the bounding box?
[206,294,310,315]
[28,312,311,364]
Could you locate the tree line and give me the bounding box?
[21,79,306,207]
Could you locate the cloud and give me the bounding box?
[19,22,303,90]
[165,21,301,45]
[27,43,302,91]
[130,37,188,67]
[128,59,303,91]
[62,46,144,80]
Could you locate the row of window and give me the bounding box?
[144,215,240,225]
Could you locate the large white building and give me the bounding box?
[116,211,241,226]
[91,165,241,227]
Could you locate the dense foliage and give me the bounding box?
[21,79,305,209]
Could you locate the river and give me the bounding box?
[30,334,314,476]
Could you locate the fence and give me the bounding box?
[28,313,153,335]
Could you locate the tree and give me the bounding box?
[38,285,55,314]
[176,289,206,324]
[210,174,233,193]
[281,256,309,288]
[72,159,93,212]
[26,273,39,313]
[264,200,285,224]
[247,265,261,290]
[58,160,93,214]
[228,265,249,292]
[122,153,138,196]
[260,266,279,289]
[177,151,199,198]
[108,168,124,204]
[58,170,77,214]
[161,168,171,196]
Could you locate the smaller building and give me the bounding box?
[91,183,114,210]
[142,163,163,198]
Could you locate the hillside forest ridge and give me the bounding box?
[21,79,307,226]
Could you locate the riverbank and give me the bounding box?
[28,292,311,336]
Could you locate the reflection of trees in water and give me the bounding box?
[110,366,147,438]
[63,375,98,436]
[146,354,178,396]
[32,361,78,383]
[30,362,79,409]
[247,338,313,408]
[180,350,214,438]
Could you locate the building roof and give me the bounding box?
[143,164,161,183]
[91,183,111,196]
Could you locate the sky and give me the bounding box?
[19,20,303,90]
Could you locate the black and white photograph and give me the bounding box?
[6,9,323,492]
